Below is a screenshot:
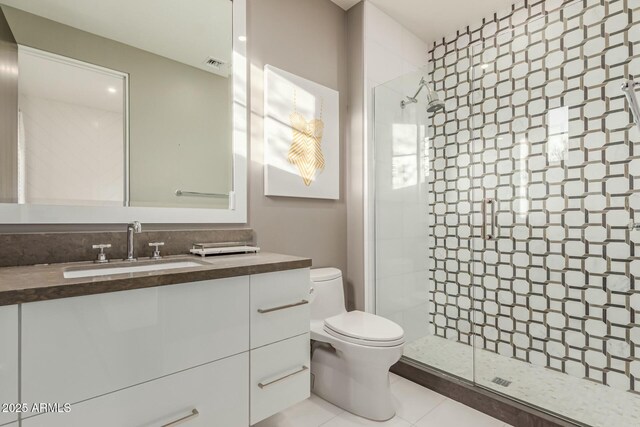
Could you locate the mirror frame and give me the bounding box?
[0,0,247,224]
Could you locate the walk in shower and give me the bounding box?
[373,0,640,425]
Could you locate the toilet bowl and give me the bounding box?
[309,268,404,421]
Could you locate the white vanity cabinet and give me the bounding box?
[21,353,249,427]
[250,333,310,425]
[250,268,311,348]
[249,269,312,424]
[21,276,250,406]
[0,305,18,426]
[15,267,310,427]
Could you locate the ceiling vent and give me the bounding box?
[203,57,226,70]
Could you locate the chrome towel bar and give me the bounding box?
[175,189,227,198]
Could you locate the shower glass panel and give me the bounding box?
[373,68,434,365]
[467,1,640,425]
[374,67,476,382]
[373,0,640,425]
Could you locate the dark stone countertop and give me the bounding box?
[0,252,311,306]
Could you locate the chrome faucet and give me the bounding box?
[126,221,142,261]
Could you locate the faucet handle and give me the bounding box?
[92,244,111,264]
[148,242,165,260]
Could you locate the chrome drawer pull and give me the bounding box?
[257,299,308,314]
[258,365,308,389]
[161,409,199,427]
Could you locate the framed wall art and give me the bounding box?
[264,65,339,199]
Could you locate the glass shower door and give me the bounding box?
[374,66,476,382]
[468,1,640,425]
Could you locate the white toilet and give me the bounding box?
[309,267,405,421]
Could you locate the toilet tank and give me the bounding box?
[309,268,346,322]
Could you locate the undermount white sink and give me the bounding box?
[63,260,205,279]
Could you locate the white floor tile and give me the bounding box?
[253,394,343,427]
[389,372,402,384]
[320,411,411,427]
[414,398,505,427]
[259,377,510,427]
[390,376,447,423]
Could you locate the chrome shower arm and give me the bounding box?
[401,78,428,108]
[622,79,640,132]
[408,77,428,101]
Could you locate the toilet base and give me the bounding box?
[310,341,403,421]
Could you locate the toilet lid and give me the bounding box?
[324,311,404,347]
[310,267,342,282]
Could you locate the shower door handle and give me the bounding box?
[482,198,496,240]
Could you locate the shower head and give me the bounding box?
[400,77,445,113]
[425,86,445,113]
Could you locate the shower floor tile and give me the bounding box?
[405,335,640,427]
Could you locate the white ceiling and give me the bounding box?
[331,0,517,44]
[2,0,232,76]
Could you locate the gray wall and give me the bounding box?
[0,7,17,203]
[346,2,365,310]
[2,6,232,209]
[246,0,350,306]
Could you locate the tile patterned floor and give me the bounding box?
[405,335,640,427]
[254,373,511,427]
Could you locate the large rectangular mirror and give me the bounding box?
[0,0,247,223]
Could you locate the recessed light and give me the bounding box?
[238,36,247,42]
[481,63,490,69]
[107,87,117,94]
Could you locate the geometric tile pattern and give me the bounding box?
[428,0,640,393]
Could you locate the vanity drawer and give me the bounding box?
[22,276,249,407]
[0,305,18,426]
[250,268,310,348]
[22,352,249,427]
[250,333,310,424]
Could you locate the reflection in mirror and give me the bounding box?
[18,48,126,206]
[0,0,233,209]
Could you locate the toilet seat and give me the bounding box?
[323,311,405,348]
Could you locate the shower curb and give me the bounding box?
[391,357,583,427]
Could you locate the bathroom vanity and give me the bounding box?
[0,0,313,423]
[0,252,311,427]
